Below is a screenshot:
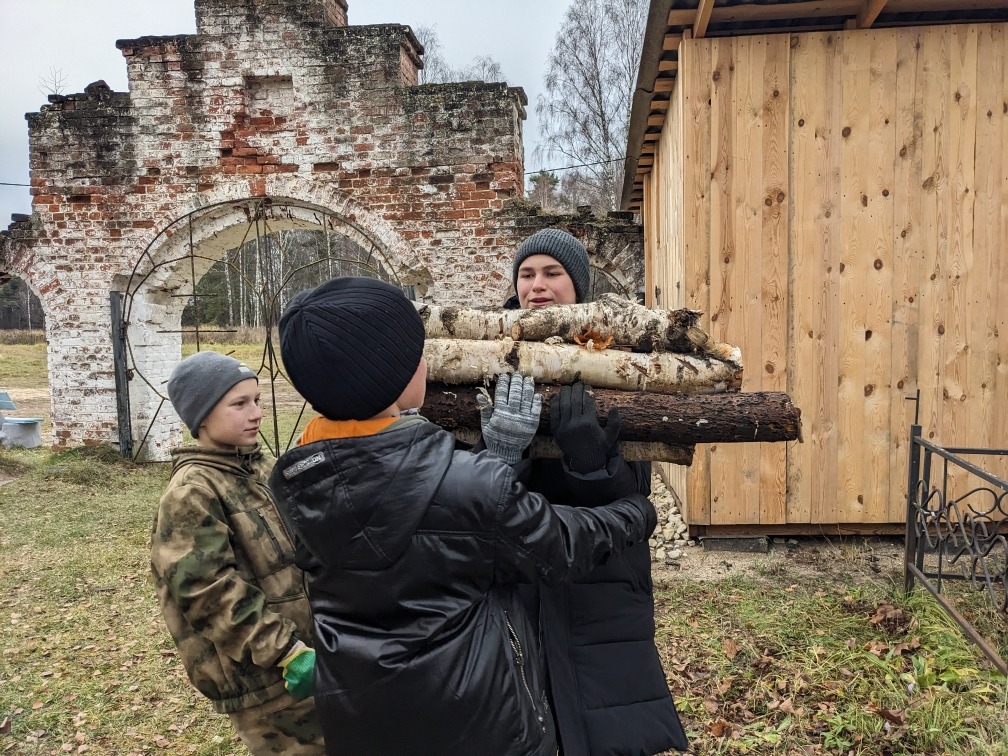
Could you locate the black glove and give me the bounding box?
[549,382,621,474]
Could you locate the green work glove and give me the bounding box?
[477,372,542,465]
[277,641,315,700]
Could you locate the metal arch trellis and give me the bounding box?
[118,196,404,461]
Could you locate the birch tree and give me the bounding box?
[535,0,647,212]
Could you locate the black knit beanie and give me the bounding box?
[512,228,591,303]
[279,277,425,421]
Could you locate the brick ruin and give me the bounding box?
[0,0,643,456]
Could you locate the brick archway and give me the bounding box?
[0,0,645,450]
[121,190,425,459]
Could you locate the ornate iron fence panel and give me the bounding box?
[904,424,1008,674]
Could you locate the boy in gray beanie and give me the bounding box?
[269,275,657,755]
[152,351,324,755]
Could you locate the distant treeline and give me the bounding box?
[181,229,396,329]
[0,278,44,331]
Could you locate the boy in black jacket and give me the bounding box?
[269,276,657,756]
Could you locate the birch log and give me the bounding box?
[423,338,743,394]
[416,303,524,340]
[450,429,694,465]
[415,294,737,361]
[424,383,801,444]
[509,293,708,353]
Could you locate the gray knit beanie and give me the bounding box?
[167,351,258,437]
[279,276,425,421]
[512,228,591,303]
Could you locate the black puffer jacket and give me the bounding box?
[516,455,689,755]
[269,416,657,756]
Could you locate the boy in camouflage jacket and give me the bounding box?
[151,351,324,755]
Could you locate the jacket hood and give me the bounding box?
[171,443,264,477]
[270,418,455,571]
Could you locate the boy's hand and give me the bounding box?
[477,372,542,465]
[277,641,315,700]
[550,381,621,473]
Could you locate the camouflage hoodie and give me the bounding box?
[151,444,312,713]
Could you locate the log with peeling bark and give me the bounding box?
[416,303,524,341]
[450,429,694,465]
[423,337,742,394]
[424,383,801,445]
[415,294,737,361]
[509,292,711,354]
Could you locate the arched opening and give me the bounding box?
[120,197,417,461]
[0,274,50,445]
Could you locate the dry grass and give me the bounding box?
[0,330,46,346]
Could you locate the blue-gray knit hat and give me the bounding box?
[167,351,258,437]
[512,228,591,303]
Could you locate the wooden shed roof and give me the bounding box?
[621,0,1008,212]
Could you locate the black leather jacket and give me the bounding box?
[269,416,656,756]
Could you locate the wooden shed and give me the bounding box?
[623,1,1008,536]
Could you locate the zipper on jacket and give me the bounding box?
[504,610,545,730]
[251,509,285,562]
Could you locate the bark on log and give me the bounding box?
[423,338,743,394]
[415,294,736,361]
[416,303,523,341]
[450,429,694,465]
[424,383,802,445]
[509,293,708,353]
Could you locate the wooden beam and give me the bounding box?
[669,1,861,25]
[654,77,676,92]
[857,0,890,26]
[647,114,666,127]
[693,0,716,38]
[669,0,1008,28]
[643,131,662,141]
[651,97,671,110]
[663,32,679,51]
[658,58,679,72]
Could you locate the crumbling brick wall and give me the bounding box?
[0,0,643,455]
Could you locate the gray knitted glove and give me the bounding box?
[477,372,542,465]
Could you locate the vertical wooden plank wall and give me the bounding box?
[644,23,1008,529]
[645,55,690,506]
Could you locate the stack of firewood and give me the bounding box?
[416,293,801,464]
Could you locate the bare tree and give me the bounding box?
[535,0,647,212]
[413,24,506,84]
[457,55,505,83]
[413,24,449,84]
[38,66,68,96]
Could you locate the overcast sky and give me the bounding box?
[0,0,571,228]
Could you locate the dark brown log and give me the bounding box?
[423,382,802,445]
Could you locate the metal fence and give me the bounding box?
[904,424,1008,675]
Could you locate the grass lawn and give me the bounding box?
[1,341,1007,754]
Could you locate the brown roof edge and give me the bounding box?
[621,0,675,211]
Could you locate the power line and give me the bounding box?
[0,182,31,187]
[528,157,620,176]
